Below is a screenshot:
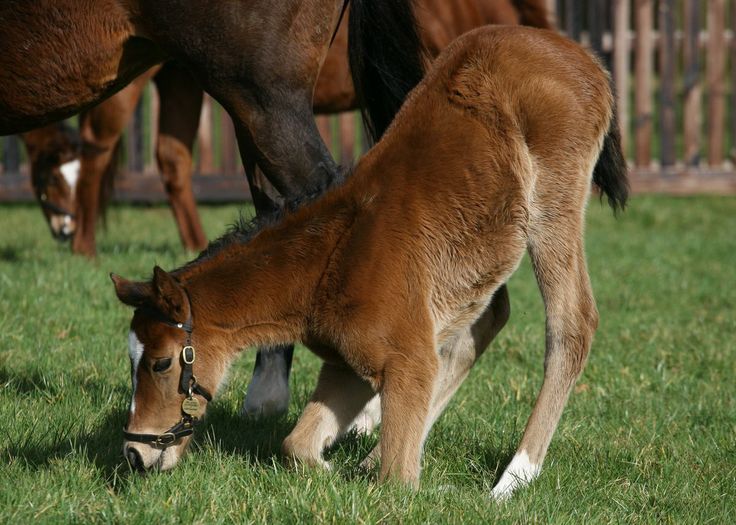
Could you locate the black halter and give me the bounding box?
[123,313,213,448]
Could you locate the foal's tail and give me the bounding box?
[593,109,629,213]
[348,0,427,142]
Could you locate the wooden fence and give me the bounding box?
[1,0,735,202]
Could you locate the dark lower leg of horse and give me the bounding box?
[379,351,437,487]
[282,362,376,469]
[491,232,597,500]
[362,286,511,470]
[242,345,294,418]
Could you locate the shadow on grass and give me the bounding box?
[0,246,21,262]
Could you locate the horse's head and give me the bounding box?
[111,266,228,472]
[22,123,81,241]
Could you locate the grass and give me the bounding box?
[0,196,734,523]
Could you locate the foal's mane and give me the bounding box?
[174,166,354,279]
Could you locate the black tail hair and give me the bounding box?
[593,109,629,213]
[348,0,427,142]
[97,140,119,228]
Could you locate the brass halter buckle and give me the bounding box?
[182,345,195,364]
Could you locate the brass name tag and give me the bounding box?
[182,397,201,416]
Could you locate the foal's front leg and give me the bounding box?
[378,345,439,486]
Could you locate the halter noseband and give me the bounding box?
[39,193,76,219]
[123,312,213,448]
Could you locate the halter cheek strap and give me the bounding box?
[123,313,213,449]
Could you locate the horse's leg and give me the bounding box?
[491,219,598,500]
[282,362,376,469]
[378,337,438,486]
[72,75,150,257]
[362,286,511,469]
[153,64,207,252]
[235,153,293,418]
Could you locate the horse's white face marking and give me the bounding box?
[491,450,541,500]
[59,159,81,192]
[128,330,144,415]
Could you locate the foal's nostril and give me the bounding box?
[126,447,144,471]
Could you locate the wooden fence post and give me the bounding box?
[2,136,21,175]
[659,0,676,167]
[197,96,214,174]
[635,0,653,168]
[706,0,726,167]
[683,0,702,167]
[613,0,630,157]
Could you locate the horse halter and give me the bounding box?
[122,313,213,448]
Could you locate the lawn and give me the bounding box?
[0,196,734,523]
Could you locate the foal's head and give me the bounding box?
[112,266,230,471]
[22,123,81,241]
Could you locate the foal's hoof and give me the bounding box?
[490,452,541,501]
[281,438,331,471]
[359,445,381,471]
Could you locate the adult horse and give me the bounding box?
[21,0,552,255]
[3,0,426,418]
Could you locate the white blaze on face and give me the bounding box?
[59,158,81,192]
[491,450,541,500]
[128,330,144,414]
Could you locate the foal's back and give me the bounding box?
[326,27,614,335]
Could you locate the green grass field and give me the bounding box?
[1,196,734,523]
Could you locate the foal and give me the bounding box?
[112,26,627,498]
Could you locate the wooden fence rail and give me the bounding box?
[1,0,735,202]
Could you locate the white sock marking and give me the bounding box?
[128,331,144,414]
[59,159,80,192]
[491,450,541,500]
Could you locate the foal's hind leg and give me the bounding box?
[282,362,376,469]
[154,64,207,252]
[361,286,511,469]
[491,220,598,500]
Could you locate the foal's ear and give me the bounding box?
[110,273,153,307]
[151,266,189,321]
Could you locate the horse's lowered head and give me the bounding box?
[22,123,82,241]
[112,266,232,472]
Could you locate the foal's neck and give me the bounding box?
[182,203,353,351]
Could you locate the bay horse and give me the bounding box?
[111,25,628,498]
[6,0,426,422]
[23,0,552,257]
[22,0,550,422]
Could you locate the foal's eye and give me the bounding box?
[152,358,173,373]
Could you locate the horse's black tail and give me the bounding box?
[348,0,427,143]
[593,108,629,213]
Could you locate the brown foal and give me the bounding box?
[112,26,627,497]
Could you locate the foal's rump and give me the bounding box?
[433,26,625,208]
